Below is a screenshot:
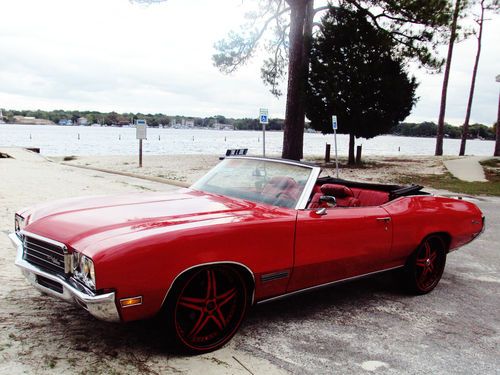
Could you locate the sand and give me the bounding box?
[0,148,287,375]
[54,154,447,187]
[0,148,495,374]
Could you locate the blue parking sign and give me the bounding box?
[332,115,338,130]
[259,108,269,124]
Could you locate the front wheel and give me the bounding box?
[168,266,248,353]
[404,235,447,294]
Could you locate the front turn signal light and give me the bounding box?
[120,296,143,308]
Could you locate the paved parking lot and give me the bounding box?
[0,150,498,374]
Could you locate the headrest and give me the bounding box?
[320,184,353,197]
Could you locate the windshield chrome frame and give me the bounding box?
[200,156,321,210]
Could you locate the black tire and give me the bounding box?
[403,235,447,295]
[166,265,248,353]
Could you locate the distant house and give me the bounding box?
[213,123,234,130]
[77,117,88,126]
[58,119,73,126]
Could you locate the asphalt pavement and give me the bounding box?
[234,195,499,374]
[0,150,498,374]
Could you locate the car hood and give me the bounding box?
[24,188,266,253]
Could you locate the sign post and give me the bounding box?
[259,108,269,157]
[332,115,339,178]
[135,119,147,168]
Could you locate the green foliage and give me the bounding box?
[396,171,500,196]
[392,122,495,139]
[213,0,452,96]
[306,6,418,139]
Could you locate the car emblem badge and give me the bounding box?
[47,255,60,266]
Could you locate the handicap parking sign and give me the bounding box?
[259,108,269,124]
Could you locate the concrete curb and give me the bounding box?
[60,162,190,188]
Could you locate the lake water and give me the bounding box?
[0,124,495,157]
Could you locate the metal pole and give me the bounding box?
[139,139,143,168]
[262,122,266,157]
[334,128,339,178]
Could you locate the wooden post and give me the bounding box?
[139,139,143,168]
[325,143,331,163]
[356,145,362,165]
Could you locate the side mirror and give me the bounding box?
[315,196,336,215]
[319,195,336,206]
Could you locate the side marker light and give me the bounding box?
[120,296,143,308]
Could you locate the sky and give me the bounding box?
[0,0,499,126]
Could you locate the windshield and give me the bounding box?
[191,158,313,209]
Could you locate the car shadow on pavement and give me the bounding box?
[6,270,406,358]
[246,270,406,324]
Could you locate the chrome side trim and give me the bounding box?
[161,261,256,308]
[261,270,290,283]
[256,265,404,305]
[10,232,120,323]
[295,166,321,210]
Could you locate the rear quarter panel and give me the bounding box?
[384,195,484,264]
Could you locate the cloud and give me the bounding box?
[0,0,498,124]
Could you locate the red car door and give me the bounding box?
[287,206,393,292]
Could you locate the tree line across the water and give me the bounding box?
[1,108,496,140]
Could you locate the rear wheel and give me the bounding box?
[169,266,248,353]
[404,235,447,294]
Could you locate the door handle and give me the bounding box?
[376,217,391,222]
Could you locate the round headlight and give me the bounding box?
[73,253,96,290]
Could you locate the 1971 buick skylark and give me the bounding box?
[10,157,484,352]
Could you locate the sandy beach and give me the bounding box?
[53,154,447,187]
[0,148,287,375]
[1,148,498,374]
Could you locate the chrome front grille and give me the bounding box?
[23,235,69,276]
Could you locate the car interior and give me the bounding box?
[307,177,428,209]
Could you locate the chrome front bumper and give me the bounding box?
[9,233,120,322]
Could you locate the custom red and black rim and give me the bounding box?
[173,266,247,352]
[414,237,446,292]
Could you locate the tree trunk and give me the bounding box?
[282,0,309,160]
[495,92,500,156]
[348,133,355,165]
[459,0,485,156]
[435,0,461,156]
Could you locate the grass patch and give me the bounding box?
[396,172,500,196]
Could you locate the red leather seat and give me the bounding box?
[350,188,389,206]
[309,184,360,208]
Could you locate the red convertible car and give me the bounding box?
[10,157,484,352]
